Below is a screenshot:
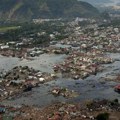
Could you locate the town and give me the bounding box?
[0,16,120,120]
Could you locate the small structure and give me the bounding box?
[114,85,120,93]
[1,45,9,49]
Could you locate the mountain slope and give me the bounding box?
[80,0,116,6]
[0,0,100,21]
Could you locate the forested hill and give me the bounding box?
[0,0,100,21]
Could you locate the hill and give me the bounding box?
[80,0,114,6]
[0,0,100,21]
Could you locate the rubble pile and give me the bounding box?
[27,47,44,57]
[86,99,120,112]
[0,19,120,120]
[0,99,119,120]
[59,26,120,53]
[54,51,113,79]
[42,100,120,120]
[43,46,70,55]
[0,48,45,59]
[0,66,56,100]
[51,87,79,98]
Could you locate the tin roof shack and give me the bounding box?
[27,48,44,57]
[29,50,44,57]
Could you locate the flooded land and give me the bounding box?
[0,18,120,120]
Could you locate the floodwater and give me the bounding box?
[18,53,67,73]
[1,53,120,107]
[0,54,66,73]
[0,55,19,72]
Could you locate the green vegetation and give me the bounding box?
[0,21,68,44]
[0,26,20,32]
[96,113,109,120]
[99,19,120,27]
[101,11,110,20]
[0,0,100,21]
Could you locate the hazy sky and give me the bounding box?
[80,0,120,6]
[111,0,120,4]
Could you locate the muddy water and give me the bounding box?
[0,55,19,72]
[18,54,67,73]
[1,53,120,107]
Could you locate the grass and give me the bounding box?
[0,26,21,32]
